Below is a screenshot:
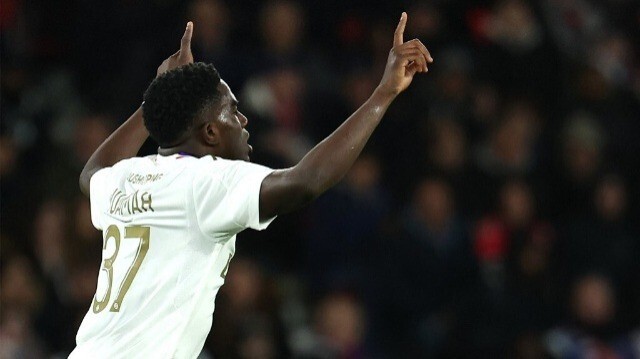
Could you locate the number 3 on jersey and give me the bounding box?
[93,225,150,314]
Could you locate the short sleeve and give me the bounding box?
[89,167,112,230]
[193,160,276,237]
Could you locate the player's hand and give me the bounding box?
[156,22,194,77]
[378,12,433,96]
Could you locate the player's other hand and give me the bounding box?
[157,22,194,77]
[378,12,433,96]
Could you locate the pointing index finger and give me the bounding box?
[394,12,407,47]
[180,21,193,53]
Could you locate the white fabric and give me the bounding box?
[70,154,275,359]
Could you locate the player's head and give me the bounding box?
[142,62,252,161]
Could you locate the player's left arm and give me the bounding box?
[79,22,194,197]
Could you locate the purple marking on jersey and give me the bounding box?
[177,151,195,158]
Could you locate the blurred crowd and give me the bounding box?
[2,0,640,358]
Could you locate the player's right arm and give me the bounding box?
[258,12,432,221]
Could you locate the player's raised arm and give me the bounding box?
[79,22,195,196]
[258,13,432,220]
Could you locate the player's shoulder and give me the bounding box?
[192,155,264,173]
[190,156,272,184]
[93,156,148,177]
[119,155,156,166]
[189,155,239,180]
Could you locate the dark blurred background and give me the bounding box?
[1,0,639,358]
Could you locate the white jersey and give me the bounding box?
[70,154,275,359]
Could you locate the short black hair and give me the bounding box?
[142,62,221,147]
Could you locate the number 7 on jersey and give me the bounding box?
[93,225,150,313]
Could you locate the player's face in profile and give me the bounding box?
[210,80,252,161]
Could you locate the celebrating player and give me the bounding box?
[71,13,432,358]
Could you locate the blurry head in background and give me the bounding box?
[187,0,230,54]
[33,199,68,275]
[0,255,46,358]
[594,174,627,222]
[499,180,556,282]
[235,315,278,359]
[67,257,100,310]
[486,0,542,53]
[412,178,455,235]
[428,119,467,173]
[434,47,473,104]
[0,133,17,178]
[499,179,535,230]
[225,258,268,312]
[591,33,634,88]
[267,68,305,125]
[575,67,613,102]
[472,82,501,128]
[343,68,378,112]
[498,100,540,167]
[210,257,282,358]
[562,112,604,183]
[314,292,365,357]
[406,1,444,42]
[571,274,616,335]
[72,196,97,242]
[370,20,395,64]
[242,63,309,164]
[260,0,304,55]
[73,114,113,164]
[1,255,44,318]
[344,153,381,196]
[479,99,540,173]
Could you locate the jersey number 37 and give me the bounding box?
[93,225,150,314]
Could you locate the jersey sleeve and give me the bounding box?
[89,167,112,230]
[193,160,276,237]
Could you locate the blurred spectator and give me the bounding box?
[428,119,467,174]
[187,0,248,89]
[557,174,639,327]
[470,179,557,356]
[545,274,639,358]
[0,255,47,358]
[305,153,390,295]
[33,200,69,294]
[259,0,304,61]
[468,0,561,107]
[562,112,604,182]
[471,100,542,215]
[241,1,310,165]
[541,0,606,60]
[207,257,288,358]
[73,114,114,165]
[476,100,541,176]
[470,82,502,138]
[405,1,447,48]
[313,292,366,359]
[188,0,230,61]
[591,34,634,88]
[39,113,114,199]
[0,133,18,178]
[0,133,35,243]
[552,112,605,218]
[500,181,557,329]
[243,66,312,165]
[430,47,474,121]
[370,177,475,357]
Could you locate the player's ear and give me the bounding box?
[202,122,219,146]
